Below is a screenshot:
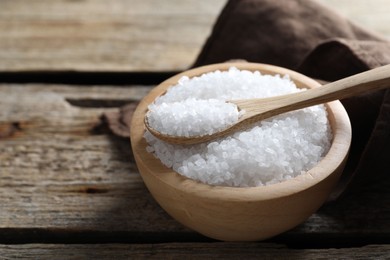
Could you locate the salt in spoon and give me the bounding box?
[145,64,390,145]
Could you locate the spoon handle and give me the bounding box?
[235,64,390,121]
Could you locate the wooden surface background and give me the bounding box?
[0,0,389,73]
[0,0,226,72]
[1,0,390,258]
[1,83,389,257]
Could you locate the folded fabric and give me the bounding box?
[192,0,390,199]
[193,0,388,73]
[103,0,390,199]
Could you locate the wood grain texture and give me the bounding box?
[0,0,226,72]
[1,0,389,73]
[0,83,389,245]
[1,0,389,255]
[318,0,390,39]
[0,243,389,259]
[0,84,190,239]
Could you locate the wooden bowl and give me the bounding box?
[130,62,352,241]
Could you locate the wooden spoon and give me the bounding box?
[145,64,390,145]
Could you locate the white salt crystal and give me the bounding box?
[147,98,240,137]
[144,67,332,187]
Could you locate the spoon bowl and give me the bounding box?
[130,62,352,241]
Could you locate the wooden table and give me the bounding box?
[1,1,389,258]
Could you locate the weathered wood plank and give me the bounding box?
[0,84,188,237]
[0,84,390,244]
[0,0,226,72]
[1,0,389,73]
[317,0,390,39]
[0,243,389,259]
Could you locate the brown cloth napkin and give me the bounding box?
[104,0,390,199]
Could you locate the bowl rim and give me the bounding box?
[130,62,352,202]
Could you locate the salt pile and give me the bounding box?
[144,67,332,187]
[147,98,240,137]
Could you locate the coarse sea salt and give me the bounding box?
[147,98,241,137]
[144,67,332,187]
